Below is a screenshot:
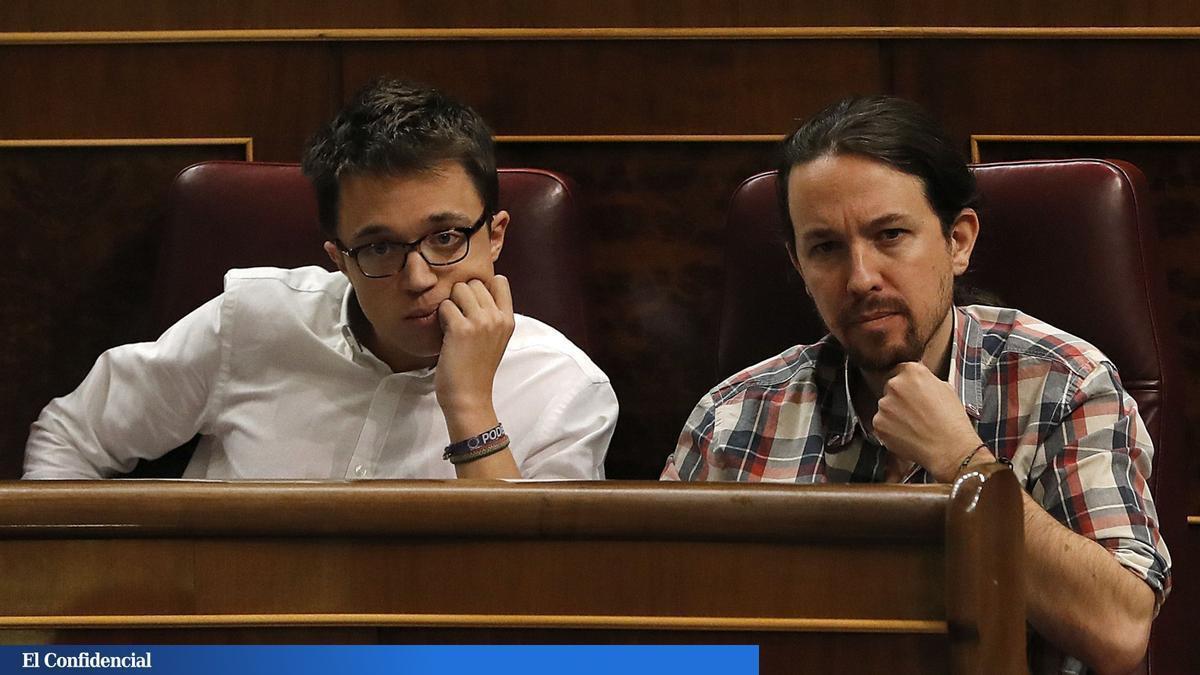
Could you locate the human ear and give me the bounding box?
[487,210,510,263]
[323,241,348,274]
[948,209,980,276]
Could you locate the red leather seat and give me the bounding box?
[718,159,1186,673]
[130,161,592,478]
[154,161,591,351]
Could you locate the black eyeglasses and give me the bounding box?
[336,211,492,279]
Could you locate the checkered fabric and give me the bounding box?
[663,305,1171,602]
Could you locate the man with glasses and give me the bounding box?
[24,79,617,480]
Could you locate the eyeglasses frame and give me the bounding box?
[335,210,493,279]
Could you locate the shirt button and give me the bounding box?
[353,464,369,478]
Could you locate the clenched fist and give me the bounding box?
[872,362,985,482]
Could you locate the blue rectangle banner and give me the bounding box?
[1,645,757,675]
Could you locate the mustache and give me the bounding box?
[839,297,911,325]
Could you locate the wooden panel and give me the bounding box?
[496,141,775,478]
[0,44,337,161]
[0,475,1024,675]
[0,143,247,480]
[0,538,941,619]
[4,1,1200,30]
[1,626,379,644]
[1161,526,1200,674]
[341,40,884,135]
[892,40,1200,138]
[0,480,951,538]
[0,627,948,674]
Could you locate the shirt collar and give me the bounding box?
[949,306,984,419]
[827,357,874,451]
[335,281,437,379]
[338,283,366,353]
[808,339,857,451]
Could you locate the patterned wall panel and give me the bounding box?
[497,139,777,479]
[0,141,249,479]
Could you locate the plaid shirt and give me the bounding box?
[663,305,1171,607]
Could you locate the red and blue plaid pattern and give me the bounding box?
[663,305,1171,601]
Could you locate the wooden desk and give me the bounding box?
[0,465,1023,674]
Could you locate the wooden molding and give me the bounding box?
[0,613,947,634]
[970,134,1200,163]
[497,134,779,143]
[4,26,1200,45]
[0,136,774,155]
[0,137,254,161]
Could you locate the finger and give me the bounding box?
[466,278,498,312]
[488,275,514,315]
[885,361,928,385]
[449,281,483,316]
[438,298,466,331]
[908,361,937,378]
[882,368,908,396]
[872,409,892,443]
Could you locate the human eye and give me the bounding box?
[426,229,466,251]
[359,241,399,259]
[808,240,839,257]
[878,228,907,242]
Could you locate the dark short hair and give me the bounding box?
[301,78,498,239]
[776,95,977,246]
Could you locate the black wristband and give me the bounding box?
[448,439,511,465]
[442,423,506,461]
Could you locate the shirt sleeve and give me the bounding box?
[518,379,618,480]
[661,393,718,481]
[23,295,227,479]
[1030,361,1172,603]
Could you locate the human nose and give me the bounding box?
[845,242,883,296]
[396,249,438,291]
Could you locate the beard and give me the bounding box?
[840,300,921,369]
[843,310,924,372]
[829,277,953,374]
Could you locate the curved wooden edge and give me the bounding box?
[4,27,1200,45]
[944,463,1025,675]
[0,137,254,162]
[1187,516,1200,526]
[0,480,950,542]
[496,134,781,143]
[0,613,947,634]
[0,137,255,147]
[970,134,1200,163]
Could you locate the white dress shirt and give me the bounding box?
[24,267,617,479]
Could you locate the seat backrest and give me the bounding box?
[719,160,1177,457]
[154,161,591,350]
[718,159,1186,672]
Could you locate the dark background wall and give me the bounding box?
[1,3,1198,672]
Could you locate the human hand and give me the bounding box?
[434,275,515,440]
[872,361,984,483]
